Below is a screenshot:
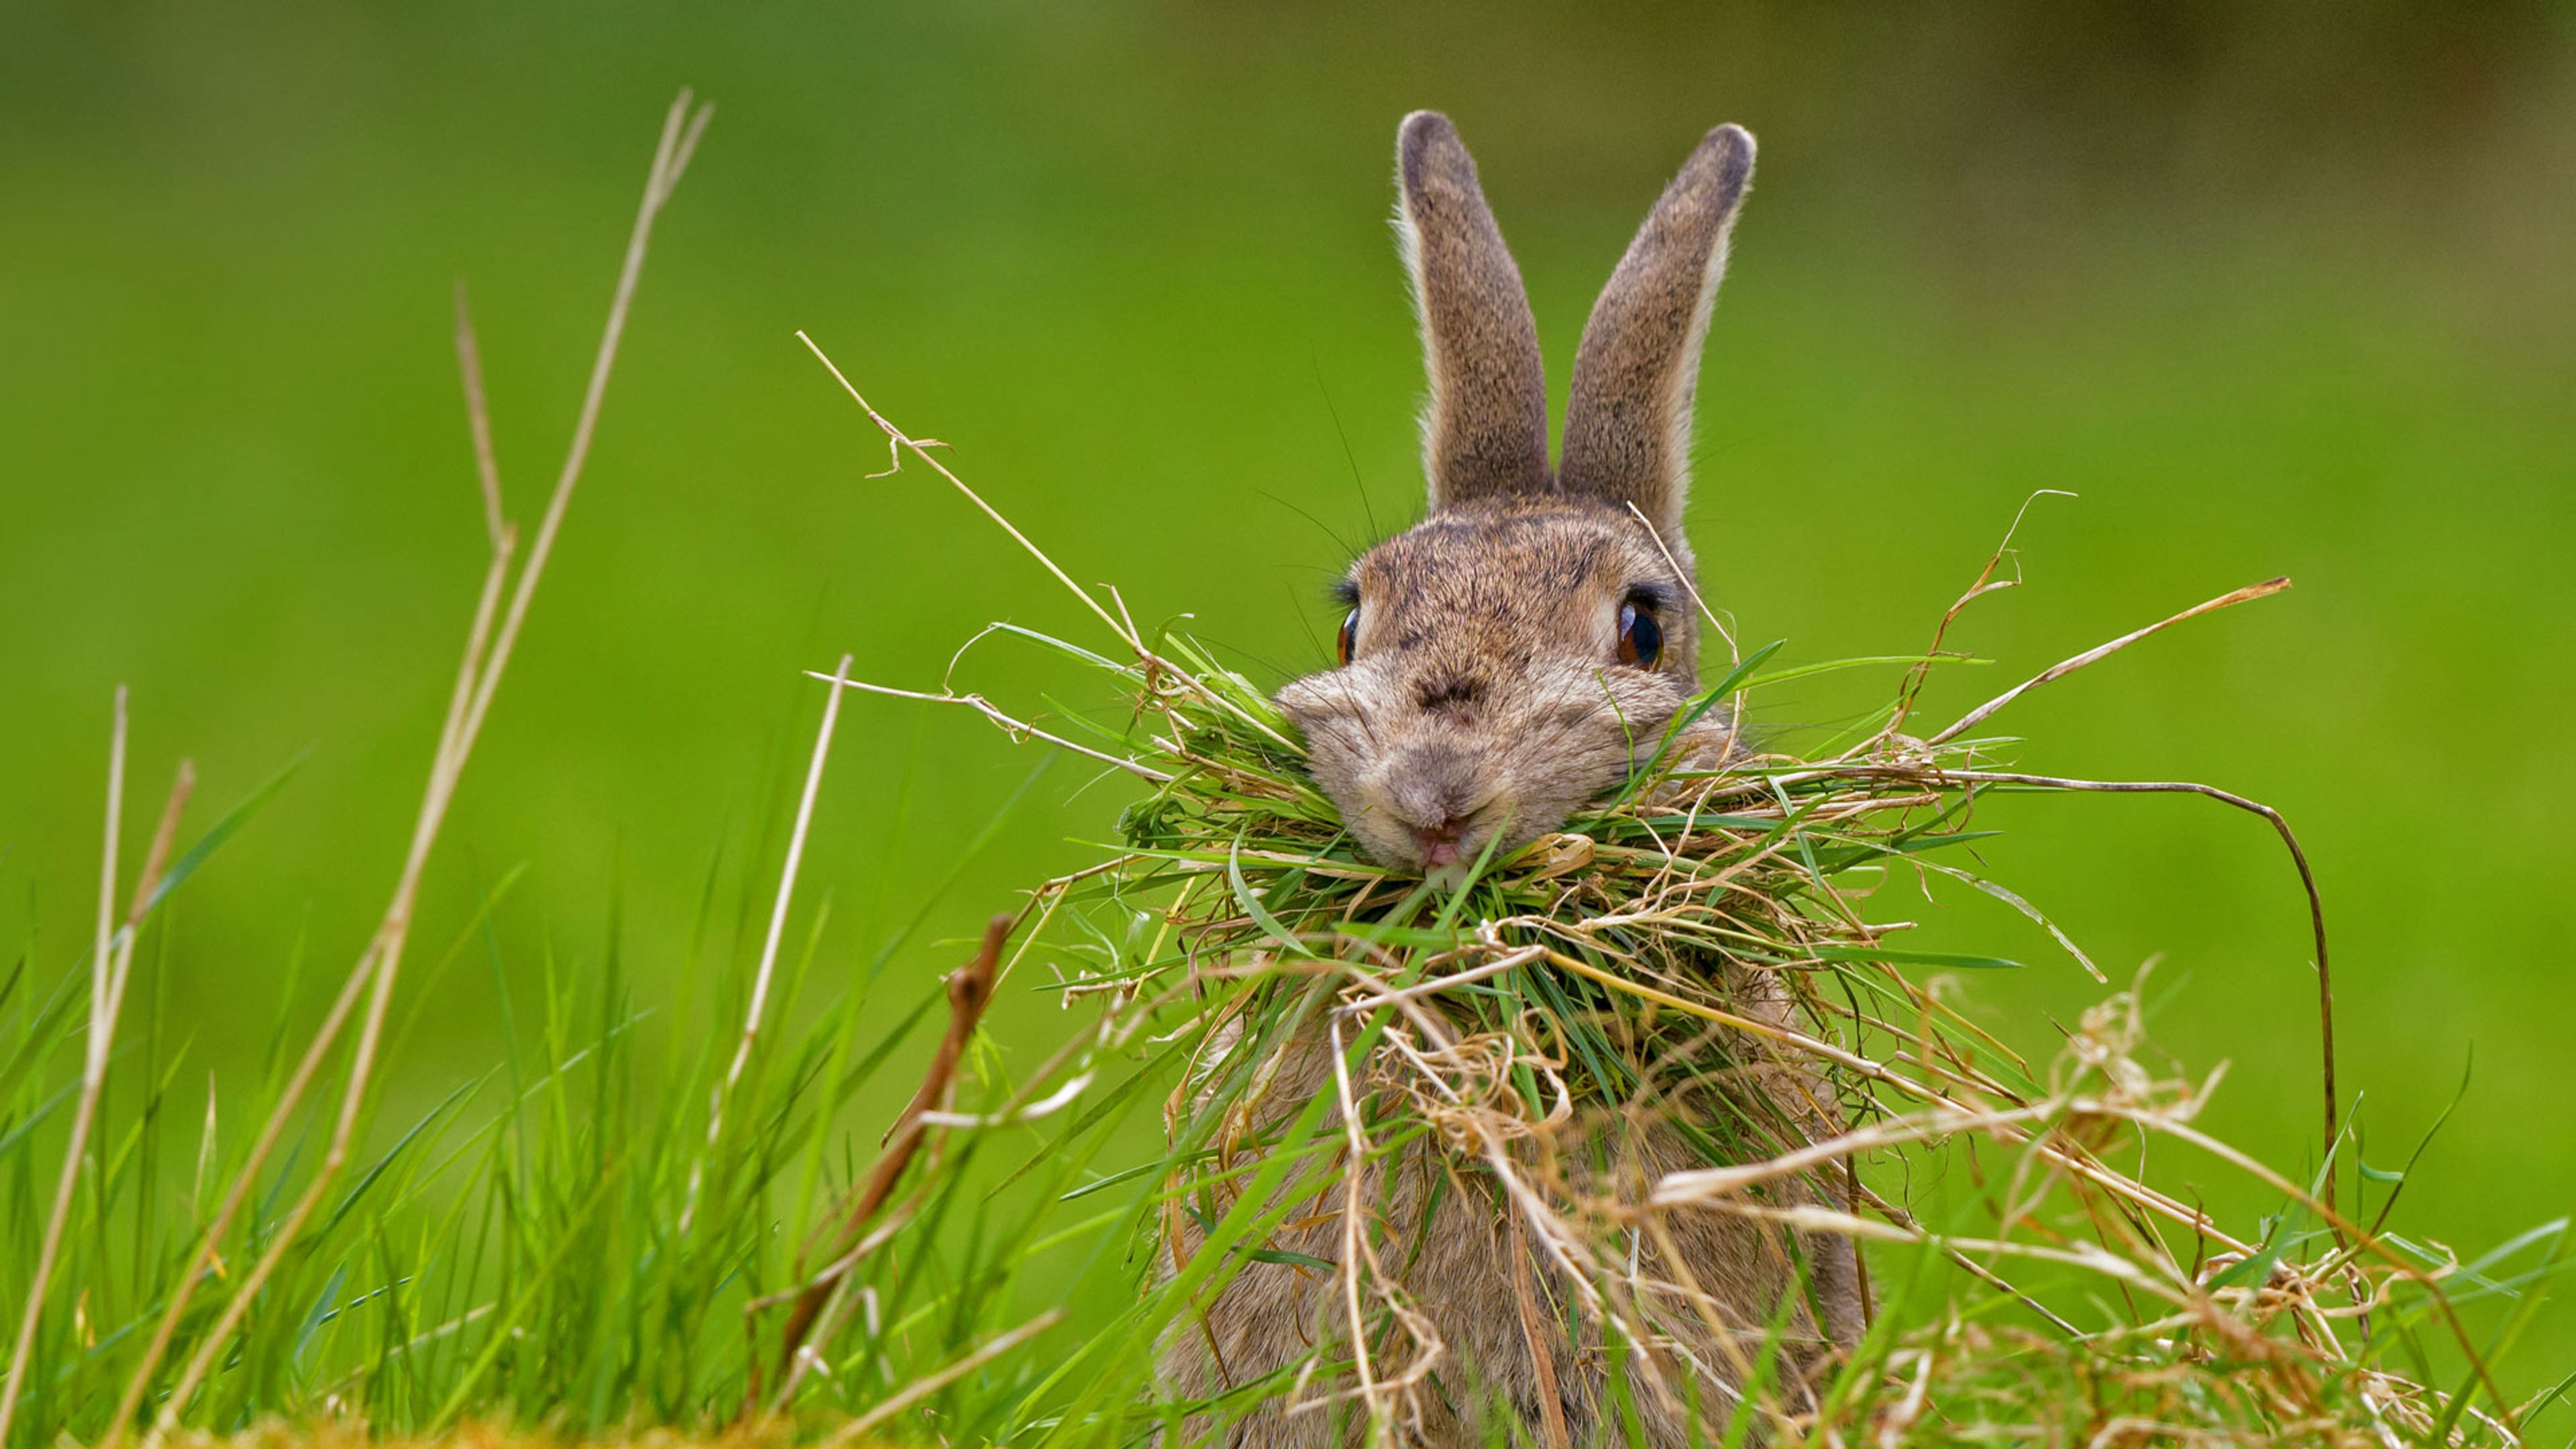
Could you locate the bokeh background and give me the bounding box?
[5,0,2574,1392]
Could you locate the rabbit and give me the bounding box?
[1155,113,1866,1448]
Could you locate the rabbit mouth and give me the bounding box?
[1413,829,1466,867]
[1398,818,1492,887]
[1410,820,1472,868]
[1382,795,1514,873]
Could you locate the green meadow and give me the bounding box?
[4,2,2573,1438]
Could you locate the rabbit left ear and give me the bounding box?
[1395,111,1554,511]
[1558,124,1756,538]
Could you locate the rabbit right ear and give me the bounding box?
[1558,124,1756,538]
[1395,111,1553,511]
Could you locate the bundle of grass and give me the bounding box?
[794,351,2561,1447]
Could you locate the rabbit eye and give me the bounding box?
[1336,608,1359,667]
[1617,600,1663,669]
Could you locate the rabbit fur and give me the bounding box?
[1158,112,1865,1447]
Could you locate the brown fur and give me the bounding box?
[1560,125,1755,537]
[1159,113,1862,1446]
[1160,981,1864,1448]
[1396,113,1553,510]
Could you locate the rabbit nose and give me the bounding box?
[1383,743,1493,865]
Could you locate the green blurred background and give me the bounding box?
[5,0,2574,1391]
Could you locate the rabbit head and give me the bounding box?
[1279,111,1757,873]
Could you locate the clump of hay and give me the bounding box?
[802,347,2551,1448]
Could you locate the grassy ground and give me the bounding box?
[5,3,2575,1442]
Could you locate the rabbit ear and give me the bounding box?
[1558,124,1756,536]
[1395,111,1553,511]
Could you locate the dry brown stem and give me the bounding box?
[0,690,136,1441]
[765,914,1014,1398]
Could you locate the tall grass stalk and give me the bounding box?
[1,690,130,1444]
[109,91,713,1446]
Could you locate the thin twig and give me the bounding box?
[683,652,855,1235]
[453,280,505,549]
[1508,1210,1574,1449]
[806,671,1174,783]
[767,914,1013,1403]
[1880,766,2338,1220]
[1878,488,2072,747]
[1627,499,1738,667]
[0,688,138,1444]
[796,329,1142,655]
[1326,1014,1391,1440]
[1924,576,2291,747]
[123,760,196,925]
[101,689,125,975]
[455,92,711,755]
[824,1309,1063,1446]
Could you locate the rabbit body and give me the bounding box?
[1161,981,1865,1448]
[1157,113,1864,1446]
